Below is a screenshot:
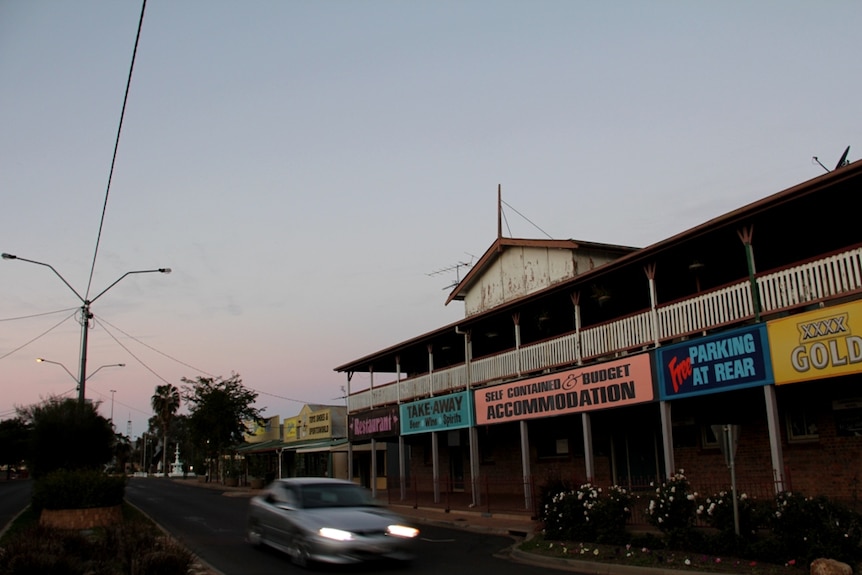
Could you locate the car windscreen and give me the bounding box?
[299,484,377,509]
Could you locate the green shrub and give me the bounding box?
[538,477,573,510]
[0,505,193,575]
[697,490,762,535]
[644,470,699,549]
[542,483,600,541]
[592,485,632,544]
[0,524,108,574]
[537,477,862,571]
[133,547,193,575]
[31,469,126,511]
[766,491,862,567]
[22,396,114,479]
[541,483,633,545]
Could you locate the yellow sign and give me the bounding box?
[244,419,265,438]
[306,409,331,438]
[284,405,336,443]
[244,415,280,442]
[767,300,862,385]
[283,416,301,441]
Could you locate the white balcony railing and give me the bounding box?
[348,246,862,412]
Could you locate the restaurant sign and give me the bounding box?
[348,405,399,441]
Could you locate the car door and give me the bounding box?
[261,483,301,549]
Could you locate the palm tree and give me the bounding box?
[151,384,180,476]
[112,432,132,473]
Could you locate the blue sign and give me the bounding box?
[400,391,474,436]
[656,324,774,400]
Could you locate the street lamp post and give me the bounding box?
[110,389,117,425]
[86,363,126,381]
[36,357,125,386]
[5,252,169,403]
[34,357,77,382]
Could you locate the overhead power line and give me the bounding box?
[96,316,214,377]
[85,0,149,298]
[0,311,78,361]
[95,317,174,386]
[95,317,312,405]
[0,307,79,322]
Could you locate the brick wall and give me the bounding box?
[40,505,123,530]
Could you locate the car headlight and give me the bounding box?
[387,524,419,538]
[319,527,355,541]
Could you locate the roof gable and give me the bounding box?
[445,236,637,313]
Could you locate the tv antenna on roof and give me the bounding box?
[813,145,850,173]
[428,255,475,290]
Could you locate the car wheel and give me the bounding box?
[289,534,312,568]
[246,519,264,548]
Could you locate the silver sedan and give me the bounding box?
[246,477,420,567]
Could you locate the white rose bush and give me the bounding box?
[645,470,699,547]
[535,474,862,572]
[541,482,632,543]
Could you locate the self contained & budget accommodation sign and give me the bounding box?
[473,353,654,425]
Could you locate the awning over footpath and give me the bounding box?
[295,439,349,453]
[235,438,349,455]
[235,439,287,454]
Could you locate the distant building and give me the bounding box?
[238,405,347,482]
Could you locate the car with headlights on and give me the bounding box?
[246,477,420,567]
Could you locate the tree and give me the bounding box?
[111,432,132,473]
[0,417,30,479]
[181,373,263,481]
[152,384,180,476]
[17,396,114,479]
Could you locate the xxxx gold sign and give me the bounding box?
[767,300,862,385]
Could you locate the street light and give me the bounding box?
[36,357,125,382]
[87,363,126,381]
[35,357,77,382]
[5,251,170,403]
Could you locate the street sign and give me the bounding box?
[711,424,741,535]
[711,424,739,467]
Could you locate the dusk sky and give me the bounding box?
[2,1,859,438]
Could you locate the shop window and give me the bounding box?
[833,398,862,437]
[671,423,698,448]
[671,416,699,448]
[537,436,570,459]
[786,408,819,442]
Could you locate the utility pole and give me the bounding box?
[110,390,117,427]
[2,252,170,403]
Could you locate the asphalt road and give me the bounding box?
[0,479,31,531]
[125,477,563,575]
